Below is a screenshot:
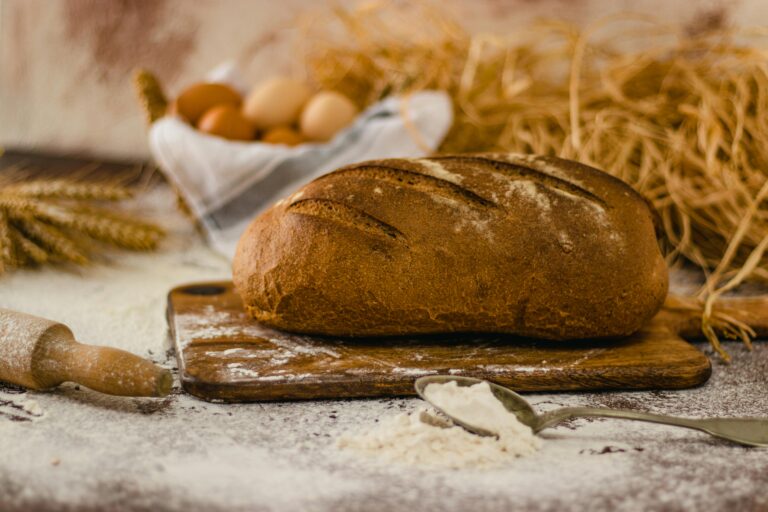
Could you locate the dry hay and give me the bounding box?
[301,3,768,359]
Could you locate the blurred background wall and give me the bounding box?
[0,0,760,160]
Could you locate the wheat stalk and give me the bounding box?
[0,174,165,273]
[2,180,133,201]
[13,215,89,264]
[0,211,10,273]
[8,224,49,265]
[133,69,168,124]
[42,207,163,250]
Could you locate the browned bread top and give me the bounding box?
[233,153,668,340]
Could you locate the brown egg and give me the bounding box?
[175,83,242,124]
[197,105,254,141]
[299,91,358,142]
[243,77,311,130]
[261,126,304,146]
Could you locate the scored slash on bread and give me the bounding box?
[287,198,409,245]
[233,153,668,340]
[429,155,607,206]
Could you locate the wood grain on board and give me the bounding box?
[166,281,766,402]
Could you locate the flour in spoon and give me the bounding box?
[338,381,541,469]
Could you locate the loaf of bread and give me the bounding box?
[233,153,668,340]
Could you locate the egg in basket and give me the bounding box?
[133,65,453,257]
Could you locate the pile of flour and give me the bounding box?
[338,381,541,469]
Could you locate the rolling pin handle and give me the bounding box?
[40,341,173,398]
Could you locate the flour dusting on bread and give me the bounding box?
[233,153,668,339]
[503,153,588,197]
[417,158,464,184]
[504,180,552,212]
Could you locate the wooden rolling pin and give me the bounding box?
[0,308,172,397]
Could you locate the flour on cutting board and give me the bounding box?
[226,363,261,379]
[391,368,434,376]
[205,348,262,359]
[174,304,341,360]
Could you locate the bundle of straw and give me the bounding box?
[301,4,768,359]
[0,171,165,273]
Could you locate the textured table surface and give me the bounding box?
[0,186,766,512]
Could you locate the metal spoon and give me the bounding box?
[414,375,768,447]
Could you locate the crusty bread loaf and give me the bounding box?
[233,153,668,340]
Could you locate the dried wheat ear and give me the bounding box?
[0,174,164,273]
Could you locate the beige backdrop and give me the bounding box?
[0,0,758,159]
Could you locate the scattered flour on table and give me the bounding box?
[0,185,765,510]
[338,381,540,469]
[21,399,44,417]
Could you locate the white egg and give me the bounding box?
[243,77,311,130]
[299,91,359,142]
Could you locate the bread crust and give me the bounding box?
[233,153,668,340]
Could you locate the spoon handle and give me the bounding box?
[537,407,768,447]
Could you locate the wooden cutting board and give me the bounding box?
[167,281,765,402]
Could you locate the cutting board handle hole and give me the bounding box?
[180,285,226,296]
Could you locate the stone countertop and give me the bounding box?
[0,186,766,512]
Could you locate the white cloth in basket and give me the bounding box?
[149,90,452,258]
